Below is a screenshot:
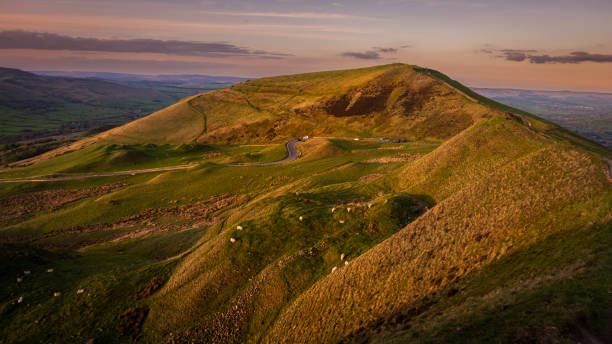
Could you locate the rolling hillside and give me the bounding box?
[0,64,610,344]
[0,67,238,166]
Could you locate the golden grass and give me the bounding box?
[262,123,612,343]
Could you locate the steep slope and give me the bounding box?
[191,63,499,143]
[263,118,612,343]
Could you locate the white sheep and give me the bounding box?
[77,289,84,294]
[236,225,243,231]
[347,207,352,213]
[53,292,61,297]
[345,261,349,266]
[24,270,31,275]
[340,253,345,260]
[17,297,23,304]
[299,216,303,221]
[16,277,22,283]
[368,203,373,209]
[339,220,345,224]
[47,269,54,273]
[230,237,237,243]
[331,207,336,213]
[331,266,338,273]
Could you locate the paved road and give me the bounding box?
[226,140,300,166]
[322,137,439,146]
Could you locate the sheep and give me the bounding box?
[16,277,22,283]
[331,207,336,213]
[368,203,373,209]
[236,225,243,231]
[17,297,23,304]
[340,253,345,260]
[347,207,352,213]
[24,270,31,275]
[299,216,303,221]
[230,237,237,243]
[77,289,84,294]
[331,266,338,273]
[339,220,345,224]
[47,269,54,273]
[53,292,61,297]
[345,261,349,266]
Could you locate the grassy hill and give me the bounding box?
[0,67,235,165]
[0,64,610,343]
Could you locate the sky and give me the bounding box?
[1,0,611,92]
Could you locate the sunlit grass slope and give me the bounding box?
[0,64,611,344]
[263,117,612,343]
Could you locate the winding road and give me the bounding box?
[225,140,300,167]
[0,137,443,183]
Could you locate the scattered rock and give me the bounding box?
[0,182,127,222]
[16,277,22,283]
[24,270,31,275]
[135,277,164,300]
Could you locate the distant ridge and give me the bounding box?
[32,70,248,84]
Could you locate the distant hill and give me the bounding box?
[475,88,612,148]
[34,70,248,86]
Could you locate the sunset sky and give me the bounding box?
[1,0,611,91]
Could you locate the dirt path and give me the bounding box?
[0,165,196,183]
